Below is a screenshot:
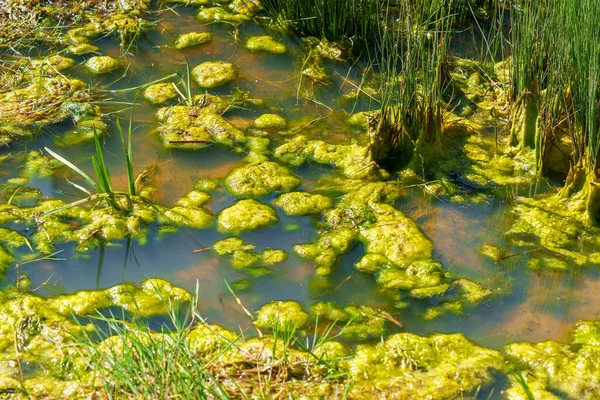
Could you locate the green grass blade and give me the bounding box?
[44,147,100,192]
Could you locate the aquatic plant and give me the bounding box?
[45,104,140,213]
[507,0,600,225]
[369,0,455,173]
[261,0,383,51]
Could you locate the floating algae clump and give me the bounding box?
[255,301,309,330]
[224,162,301,198]
[156,104,245,150]
[174,31,212,49]
[143,83,179,104]
[274,192,333,215]
[162,205,213,229]
[196,7,251,24]
[294,228,356,276]
[275,136,388,180]
[253,113,287,129]
[505,320,600,399]
[192,61,237,88]
[85,56,120,73]
[218,199,279,233]
[67,43,100,55]
[213,237,288,269]
[346,333,505,399]
[245,36,287,54]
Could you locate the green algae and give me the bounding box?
[274,136,388,180]
[217,199,279,233]
[156,104,246,150]
[85,56,120,74]
[192,61,237,88]
[309,302,387,340]
[224,162,301,198]
[347,332,505,399]
[294,228,356,276]
[507,195,600,266]
[143,83,179,104]
[253,113,287,129]
[0,67,100,146]
[505,320,600,399]
[255,301,309,330]
[273,192,333,216]
[66,44,100,55]
[174,31,212,49]
[162,206,213,229]
[175,190,211,208]
[245,36,287,54]
[196,7,251,24]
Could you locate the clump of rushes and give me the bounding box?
[507,0,600,225]
[261,0,383,51]
[369,0,455,174]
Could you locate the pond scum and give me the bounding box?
[0,0,600,398]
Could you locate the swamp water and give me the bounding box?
[1,2,600,399]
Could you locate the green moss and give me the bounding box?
[224,162,301,198]
[85,56,120,74]
[255,301,309,330]
[253,113,287,129]
[143,83,179,104]
[217,199,279,233]
[174,32,212,49]
[347,333,505,399]
[196,7,251,23]
[192,61,237,88]
[274,192,333,215]
[245,36,287,54]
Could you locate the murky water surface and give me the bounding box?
[2,5,600,357]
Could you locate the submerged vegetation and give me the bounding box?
[0,0,600,398]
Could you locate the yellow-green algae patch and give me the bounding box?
[504,320,600,399]
[507,194,600,266]
[309,302,388,340]
[143,83,179,104]
[213,237,288,269]
[66,43,100,55]
[255,301,309,330]
[0,57,104,146]
[253,113,287,129]
[275,135,389,180]
[346,332,505,399]
[196,7,251,24]
[224,162,301,198]
[85,56,120,74]
[245,36,287,54]
[273,192,333,215]
[156,103,246,150]
[174,31,212,49]
[217,199,279,233]
[192,61,237,88]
